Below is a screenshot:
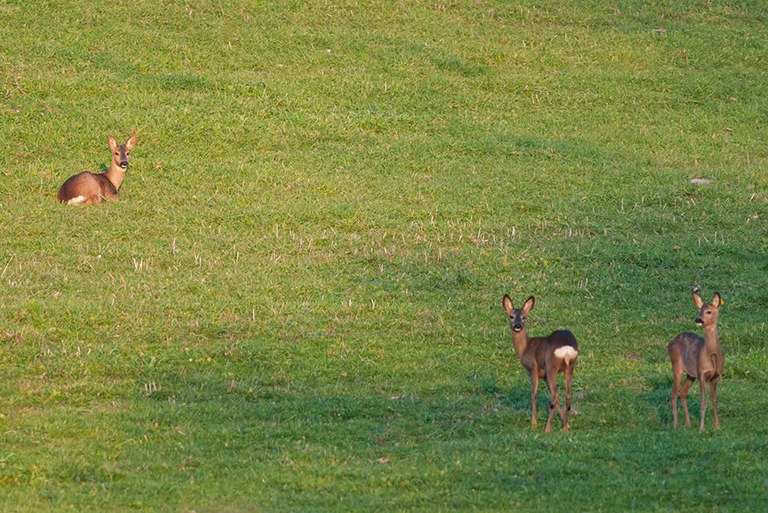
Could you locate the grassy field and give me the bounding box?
[2,0,767,511]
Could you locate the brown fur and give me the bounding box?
[57,133,137,204]
[503,294,579,432]
[667,288,724,431]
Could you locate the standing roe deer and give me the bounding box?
[57,133,137,204]
[502,294,579,432]
[668,288,724,431]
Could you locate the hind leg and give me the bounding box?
[670,363,686,429]
[679,376,695,428]
[544,373,563,433]
[563,364,574,431]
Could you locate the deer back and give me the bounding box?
[522,330,578,378]
[669,332,723,379]
[57,172,119,204]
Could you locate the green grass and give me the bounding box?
[2,0,768,511]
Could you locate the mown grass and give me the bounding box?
[2,0,767,511]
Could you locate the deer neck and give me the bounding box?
[103,162,126,190]
[702,324,719,349]
[511,329,529,359]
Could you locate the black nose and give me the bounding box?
[120,161,128,168]
[695,318,703,325]
[513,324,522,331]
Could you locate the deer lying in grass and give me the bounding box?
[57,133,137,204]
[502,294,579,432]
[668,288,724,431]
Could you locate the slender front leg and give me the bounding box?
[710,379,720,429]
[530,372,538,426]
[699,379,707,432]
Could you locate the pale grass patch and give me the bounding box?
[141,381,159,396]
[132,257,152,271]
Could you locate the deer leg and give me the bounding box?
[699,378,707,432]
[530,373,538,426]
[679,377,694,428]
[710,379,720,429]
[544,372,562,433]
[670,362,684,429]
[563,364,574,431]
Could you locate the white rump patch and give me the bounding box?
[66,195,88,205]
[554,346,578,363]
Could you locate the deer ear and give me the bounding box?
[712,292,723,308]
[125,132,137,150]
[692,288,704,309]
[502,295,514,316]
[522,296,535,314]
[107,134,118,151]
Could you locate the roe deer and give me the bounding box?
[57,133,137,205]
[668,288,724,431]
[502,294,579,432]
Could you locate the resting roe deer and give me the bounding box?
[668,288,724,432]
[502,294,579,432]
[57,133,137,205]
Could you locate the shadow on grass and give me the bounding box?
[464,374,569,427]
[134,371,527,443]
[643,374,714,430]
[644,375,675,427]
